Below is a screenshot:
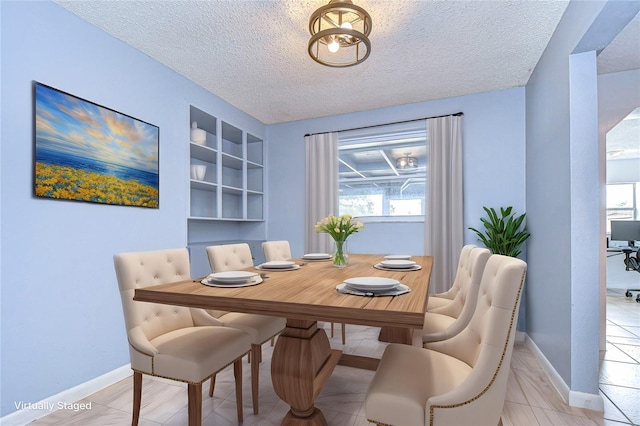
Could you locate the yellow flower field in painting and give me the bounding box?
[35,162,158,208]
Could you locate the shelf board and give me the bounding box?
[188,217,264,222]
[188,216,219,221]
[221,153,243,170]
[247,160,263,169]
[190,143,217,163]
[221,185,243,195]
[191,180,217,191]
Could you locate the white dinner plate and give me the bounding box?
[207,271,258,283]
[336,283,411,296]
[374,263,422,271]
[259,260,297,269]
[302,253,332,260]
[202,276,262,288]
[344,276,400,291]
[380,260,417,268]
[384,254,412,260]
[255,264,300,271]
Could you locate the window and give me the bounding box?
[338,122,426,218]
[606,183,639,232]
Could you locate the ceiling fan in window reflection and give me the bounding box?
[396,154,418,170]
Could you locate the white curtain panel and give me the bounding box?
[305,132,339,254]
[424,115,464,293]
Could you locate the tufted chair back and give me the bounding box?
[207,243,254,272]
[262,240,292,262]
[428,245,476,309]
[415,246,491,345]
[424,254,527,425]
[205,243,254,318]
[114,248,196,373]
[429,246,490,314]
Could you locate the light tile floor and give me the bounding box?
[600,289,640,426]
[603,251,640,425]
[29,268,639,425]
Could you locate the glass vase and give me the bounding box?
[332,239,349,267]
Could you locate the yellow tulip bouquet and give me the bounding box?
[315,214,364,267]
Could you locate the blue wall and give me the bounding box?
[266,88,527,258]
[525,0,639,398]
[0,1,265,416]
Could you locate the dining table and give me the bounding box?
[134,253,432,425]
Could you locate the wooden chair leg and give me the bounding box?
[208,374,216,398]
[341,322,346,345]
[187,382,202,426]
[132,371,142,426]
[234,358,243,423]
[251,344,261,415]
[271,336,275,346]
[331,322,335,337]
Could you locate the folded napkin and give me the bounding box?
[336,283,411,297]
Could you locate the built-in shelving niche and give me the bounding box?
[188,106,264,222]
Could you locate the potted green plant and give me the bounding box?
[469,206,530,257]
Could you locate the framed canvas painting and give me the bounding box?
[34,82,159,208]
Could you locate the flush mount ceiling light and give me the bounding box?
[308,0,372,68]
[396,155,418,170]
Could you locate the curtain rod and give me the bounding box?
[304,112,463,137]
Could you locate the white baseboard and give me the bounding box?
[569,390,604,412]
[524,335,604,412]
[1,364,132,426]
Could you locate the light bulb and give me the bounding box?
[341,22,353,30]
[328,39,340,53]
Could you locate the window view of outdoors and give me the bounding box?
[338,124,427,218]
[606,183,638,232]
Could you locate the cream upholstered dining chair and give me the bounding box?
[426,245,478,311]
[262,240,347,345]
[365,254,527,426]
[412,246,491,346]
[114,248,251,426]
[205,242,286,414]
[261,240,292,262]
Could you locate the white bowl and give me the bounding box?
[190,165,207,180]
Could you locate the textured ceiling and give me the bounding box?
[56,0,573,125]
[53,1,639,158]
[597,12,640,75]
[607,107,640,161]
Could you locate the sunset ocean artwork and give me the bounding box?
[34,83,159,208]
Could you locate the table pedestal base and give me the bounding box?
[378,326,413,344]
[282,407,327,426]
[271,319,342,425]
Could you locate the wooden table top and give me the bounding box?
[134,254,432,329]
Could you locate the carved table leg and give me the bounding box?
[271,319,342,425]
